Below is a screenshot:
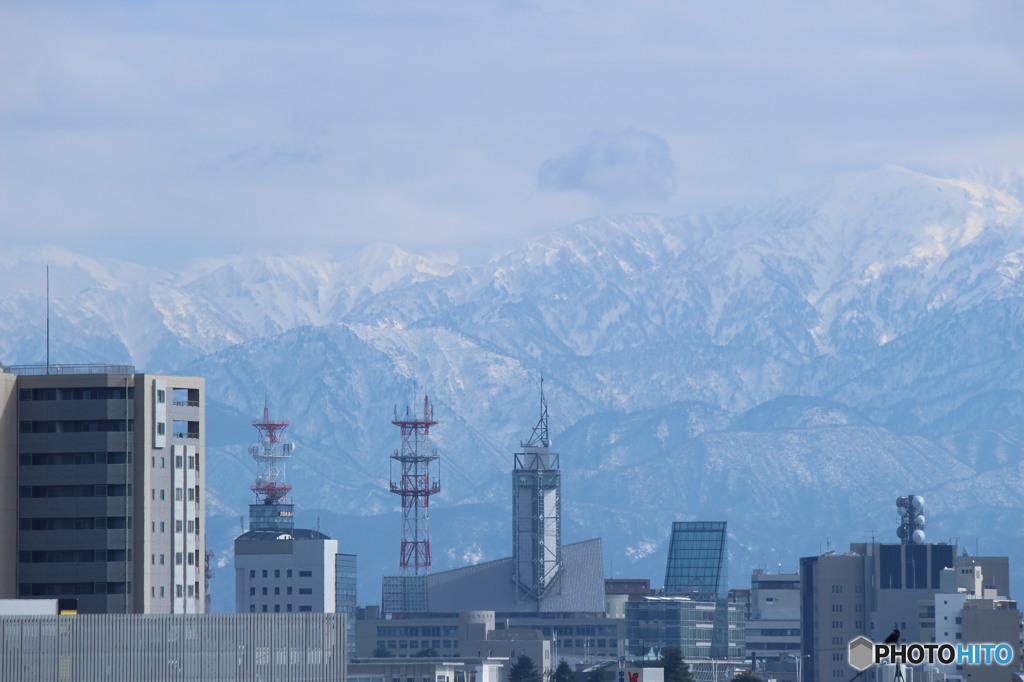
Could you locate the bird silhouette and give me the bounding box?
[884,629,900,644]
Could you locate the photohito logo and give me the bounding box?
[848,636,1015,671]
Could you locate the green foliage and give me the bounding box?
[660,646,694,682]
[553,659,575,682]
[416,647,440,658]
[372,645,394,658]
[509,654,543,682]
[586,669,604,682]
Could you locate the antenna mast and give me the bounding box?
[46,264,50,374]
[247,403,295,531]
[389,395,441,575]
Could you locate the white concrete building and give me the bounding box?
[234,528,341,614]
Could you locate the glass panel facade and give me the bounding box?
[335,553,357,659]
[663,521,727,600]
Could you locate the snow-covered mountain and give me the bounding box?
[3,166,1023,612]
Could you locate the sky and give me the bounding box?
[1,0,1023,264]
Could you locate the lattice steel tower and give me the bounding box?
[389,395,441,575]
[513,378,562,600]
[248,405,295,531]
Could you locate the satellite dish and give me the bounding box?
[911,496,925,511]
[911,529,926,544]
[897,525,909,539]
[896,497,909,508]
[915,514,926,527]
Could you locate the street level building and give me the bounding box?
[0,611,345,681]
[0,364,205,614]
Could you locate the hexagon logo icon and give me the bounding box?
[848,636,875,671]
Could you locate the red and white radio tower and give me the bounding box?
[389,395,441,575]
[250,406,292,503]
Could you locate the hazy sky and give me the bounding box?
[2,1,1022,263]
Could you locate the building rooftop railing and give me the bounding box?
[2,363,136,376]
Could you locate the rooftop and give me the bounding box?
[3,363,136,376]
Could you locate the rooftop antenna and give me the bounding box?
[866,529,878,543]
[46,264,50,374]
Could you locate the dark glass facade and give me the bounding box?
[335,553,357,659]
[248,503,295,532]
[664,521,728,599]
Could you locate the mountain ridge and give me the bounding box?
[3,165,1023,610]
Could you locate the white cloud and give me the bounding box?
[538,129,675,204]
[1,0,1022,260]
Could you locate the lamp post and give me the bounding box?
[785,653,810,682]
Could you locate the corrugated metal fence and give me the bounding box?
[0,613,346,681]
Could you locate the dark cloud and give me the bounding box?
[537,129,676,204]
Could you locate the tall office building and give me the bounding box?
[0,364,205,614]
[800,542,957,682]
[662,521,731,659]
[513,380,561,601]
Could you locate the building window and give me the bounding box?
[157,422,165,435]
[175,456,183,468]
[175,553,182,565]
[275,587,280,595]
[299,571,312,577]
[287,604,293,612]
[157,389,166,404]
[250,570,255,578]
[262,570,268,578]
[262,605,268,612]
[250,605,256,613]
[274,604,281,613]
[262,587,268,595]
[274,570,281,578]
[299,588,313,595]
[250,587,255,596]
[299,606,312,612]
[176,585,183,597]
[287,587,292,595]
[287,570,293,578]
[176,520,183,533]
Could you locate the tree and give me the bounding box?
[509,654,542,682]
[553,659,575,682]
[660,646,694,682]
[416,647,440,658]
[372,645,394,658]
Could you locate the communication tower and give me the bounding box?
[513,378,562,600]
[248,405,295,531]
[389,396,441,574]
[896,495,926,544]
